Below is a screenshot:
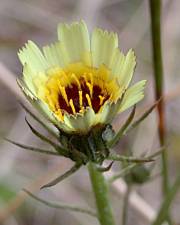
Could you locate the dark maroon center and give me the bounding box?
[58,80,109,114]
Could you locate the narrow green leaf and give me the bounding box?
[107,148,163,163]
[127,99,160,133]
[107,154,154,163]
[107,106,136,148]
[25,118,68,156]
[4,138,60,156]
[23,189,97,218]
[153,174,180,225]
[41,163,81,189]
[148,147,164,158]
[25,117,58,147]
[20,101,59,140]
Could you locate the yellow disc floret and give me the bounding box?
[33,62,123,121]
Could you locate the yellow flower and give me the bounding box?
[18,20,146,134]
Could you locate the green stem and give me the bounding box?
[149,0,169,195]
[149,1,172,224]
[88,162,116,225]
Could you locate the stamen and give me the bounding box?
[86,94,92,108]
[79,90,83,108]
[69,99,76,114]
[86,82,93,97]
[71,73,81,89]
[59,86,69,105]
[99,95,105,105]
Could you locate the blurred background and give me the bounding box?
[0,0,180,225]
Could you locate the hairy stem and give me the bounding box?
[88,162,116,225]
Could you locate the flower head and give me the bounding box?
[18,20,146,135]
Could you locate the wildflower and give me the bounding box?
[18,20,146,135]
[15,21,148,184]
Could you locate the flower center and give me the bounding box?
[35,63,122,121]
[58,78,110,115]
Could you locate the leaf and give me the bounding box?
[25,117,57,146]
[127,99,161,133]
[41,163,81,189]
[107,147,163,163]
[107,154,154,163]
[20,101,59,140]
[4,138,60,156]
[107,105,136,148]
[23,189,97,218]
[25,118,68,156]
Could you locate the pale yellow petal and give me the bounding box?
[18,40,48,74]
[119,80,146,112]
[117,49,136,89]
[91,28,118,68]
[43,42,65,67]
[57,20,91,65]
[22,64,36,95]
[110,48,125,78]
[95,102,111,124]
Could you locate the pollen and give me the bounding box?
[36,63,120,121]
